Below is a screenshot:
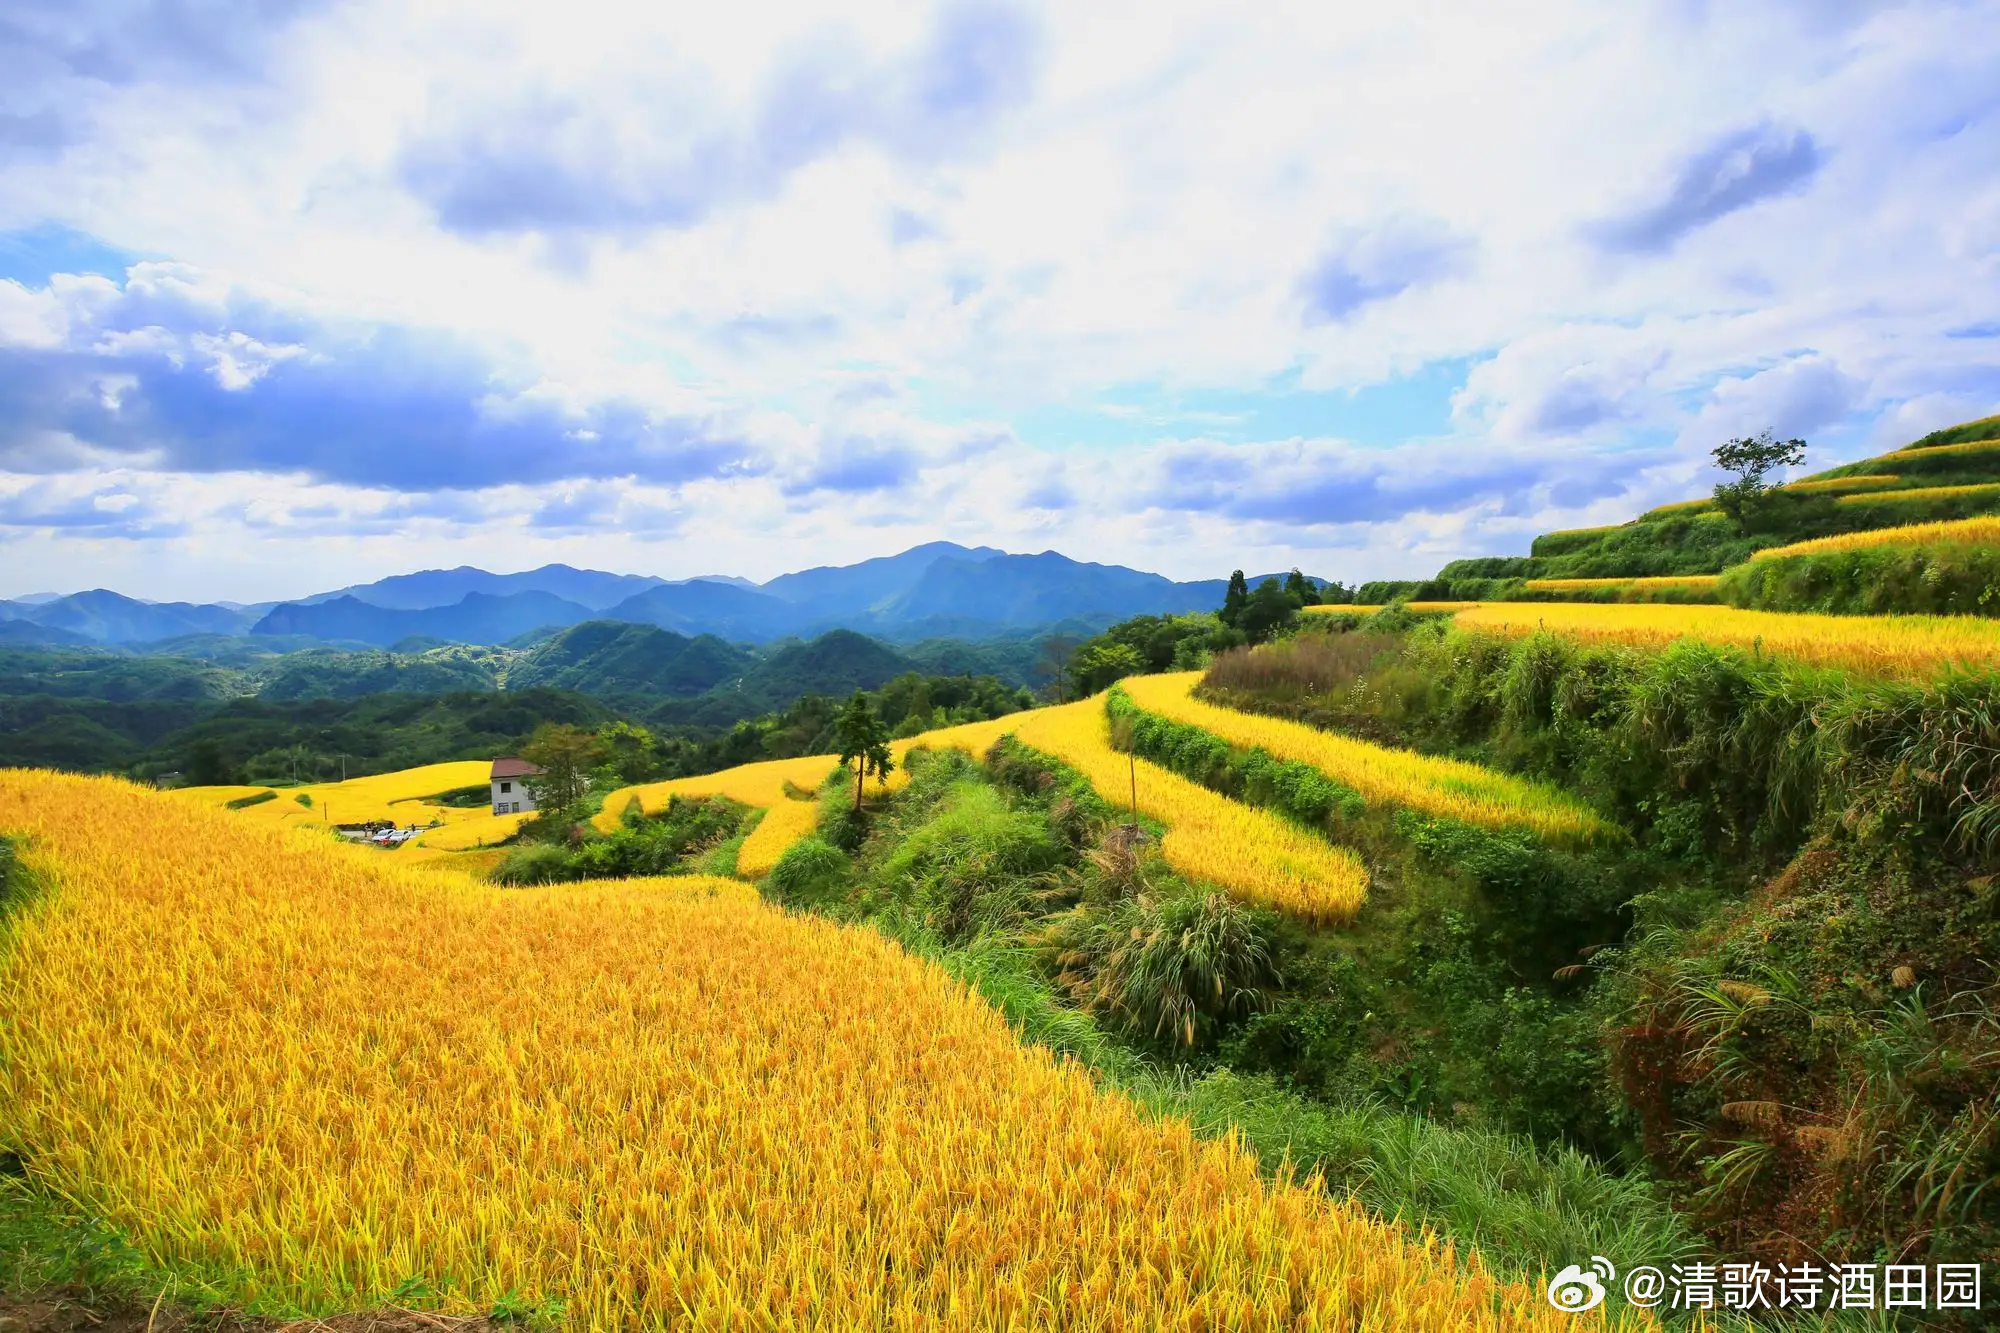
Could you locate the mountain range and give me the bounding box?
[2,543,1282,650]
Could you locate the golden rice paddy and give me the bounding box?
[1122,673,1609,846]
[1836,481,2000,507]
[735,796,825,879]
[1890,432,2000,461]
[594,754,845,831]
[1751,514,2000,560]
[406,809,530,851]
[1777,474,1902,494]
[1641,497,1714,517]
[916,699,1370,923]
[172,760,496,831]
[1446,602,2000,678]
[0,769,1594,1331]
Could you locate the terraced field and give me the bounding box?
[1121,672,1609,847]
[169,759,496,830]
[1447,601,2000,677]
[1749,514,2000,558]
[0,769,1593,1331]
[594,753,848,831]
[912,698,1371,922]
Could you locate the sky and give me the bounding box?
[1,0,1997,602]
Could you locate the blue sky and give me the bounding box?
[0,1,1997,600]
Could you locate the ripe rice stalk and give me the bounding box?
[0,769,1603,1330]
[178,761,499,830]
[909,699,1370,923]
[1750,515,2000,560]
[1892,437,2000,461]
[1778,474,1904,494]
[1720,1101,1785,1130]
[1444,602,2000,679]
[1837,481,2000,507]
[1119,673,1610,847]
[593,754,849,832]
[1642,498,1716,517]
[735,796,823,879]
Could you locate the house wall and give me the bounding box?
[491,777,537,816]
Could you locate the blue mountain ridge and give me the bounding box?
[15,544,1324,648]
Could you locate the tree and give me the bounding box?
[1237,578,1301,645]
[834,692,895,812]
[1219,570,1250,629]
[1283,568,1321,606]
[185,738,232,787]
[597,720,657,784]
[1068,641,1146,696]
[1712,430,1807,532]
[521,723,604,818]
[1036,635,1082,702]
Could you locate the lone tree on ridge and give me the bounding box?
[834,692,896,813]
[1712,430,1807,531]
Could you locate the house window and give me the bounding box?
[500,781,512,794]
[510,801,521,813]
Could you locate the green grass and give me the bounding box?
[764,748,1719,1310]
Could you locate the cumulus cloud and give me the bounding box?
[1130,435,1643,527]
[1453,325,1674,443]
[1589,122,1824,253]
[1,1,1997,600]
[397,1,1040,237]
[1688,355,1861,450]
[0,264,761,491]
[0,0,324,160]
[1298,216,1474,323]
[783,436,923,496]
[0,476,181,538]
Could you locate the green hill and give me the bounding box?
[509,621,756,698]
[1401,414,2000,597]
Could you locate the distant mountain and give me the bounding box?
[738,629,914,704]
[0,619,98,648]
[601,581,803,641]
[251,591,595,646]
[511,622,756,698]
[14,544,1289,650]
[7,590,258,644]
[759,541,1006,615]
[880,552,1224,630]
[298,563,673,611]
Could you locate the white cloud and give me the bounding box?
[0,0,1996,599]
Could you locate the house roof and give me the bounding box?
[490,757,544,779]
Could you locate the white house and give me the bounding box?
[490,757,543,815]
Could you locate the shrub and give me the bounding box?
[488,842,574,886]
[876,783,1062,944]
[1041,888,1279,1048]
[765,837,849,908]
[1718,542,2000,616]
